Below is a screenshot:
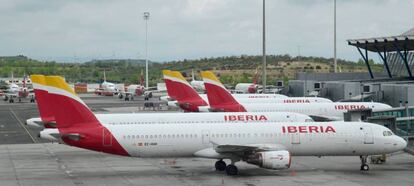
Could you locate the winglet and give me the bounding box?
[201,71,246,112]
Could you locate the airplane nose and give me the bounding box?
[396,137,407,150]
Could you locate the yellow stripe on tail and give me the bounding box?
[30,75,47,85]
[44,76,77,96]
[170,71,188,82]
[200,71,222,85]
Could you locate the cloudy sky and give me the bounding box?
[1,0,413,62]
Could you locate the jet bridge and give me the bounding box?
[348,28,414,79]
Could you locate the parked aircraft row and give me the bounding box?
[2,74,35,103]
[161,70,391,121]
[24,74,406,176]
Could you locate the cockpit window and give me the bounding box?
[383,131,393,136]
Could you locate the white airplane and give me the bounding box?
[28,75,313,139]
[95,70,118,96]
[32,75,406,175]
[118,71,146,101]
[162,70,332,112]
[234,68,260,93]
[190,69,205,93]
[3,74,35,103]
[201,71,392,121]
[160,70,286,102]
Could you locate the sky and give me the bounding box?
[1,0,413,62]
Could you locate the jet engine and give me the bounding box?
[245,150,291,169]
[39,128,60,142]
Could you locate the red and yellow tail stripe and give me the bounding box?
[200,71,226,89]
[44,76,89,108]
[163,70,192,87]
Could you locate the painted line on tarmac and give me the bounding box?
[9,108,37,143]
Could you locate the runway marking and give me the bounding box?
[5,146,20,185]
[9,108,37,143]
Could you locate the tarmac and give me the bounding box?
[0,94,413,186]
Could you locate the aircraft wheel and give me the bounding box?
[225,165,238,175]
[360,164,369,171]
[9,99,14,103]
[360,155,369,171]
[18,98,21,102]
[215,160,226,171]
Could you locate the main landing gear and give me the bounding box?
[360,155,369,171]
[215,159,226,171]
[215,159,239,175]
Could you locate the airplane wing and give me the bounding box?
[145,86,158,91]
[308,115,342,122]
[215,143,287,153]
[4,93,17,98]
[194,143,287,159]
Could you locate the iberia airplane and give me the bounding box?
[162,70,332,112]
[28,75,313,140]
[30,74,406,175]
[200,71,392,121]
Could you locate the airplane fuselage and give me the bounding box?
[70,121,406,158]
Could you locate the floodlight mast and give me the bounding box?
[334,0,337,73]
[262,0,267,93]
[143,12,150,89]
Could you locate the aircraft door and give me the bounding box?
[201,130,210,145]
[103,128,112,146]
[362,126,374,144]
[291,133,300,144]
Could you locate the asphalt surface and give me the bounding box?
[0,94,169,145]
[0,94,413,186]
[0,143,413,186]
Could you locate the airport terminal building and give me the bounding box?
[284,28,414,141]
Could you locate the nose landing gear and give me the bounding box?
[360,155,369,171]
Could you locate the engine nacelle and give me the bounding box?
[167,101,178,108]
[39,128,60,142]
[245,150,291,170]
[26,117,43,128]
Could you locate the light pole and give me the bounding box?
[262,0,267,93]
[333,0,337,73]
[143,12,150,89]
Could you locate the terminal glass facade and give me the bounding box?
[373,108,414,136]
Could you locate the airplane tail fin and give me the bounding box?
[253,67,259,85]
[30,75,55,126]
[44,75,129,156]
[166,71,208,111]
[140,69,145,86]
[201,71,246,112]
[44,76,99,128]
[162,70,178,100]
